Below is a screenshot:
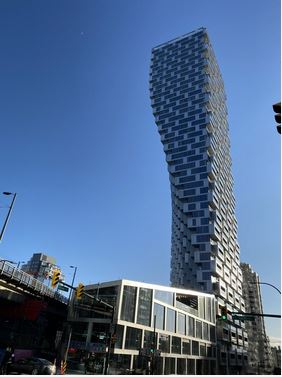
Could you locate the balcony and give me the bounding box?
[210,259,223,277]
[207,162,215,180]
[209,223,221,241]
[208,191,217,210]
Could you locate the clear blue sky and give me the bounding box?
[0,0,280,342]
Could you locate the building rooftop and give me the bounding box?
[85,278,215,298]
[152,27,206,51]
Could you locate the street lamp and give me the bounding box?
[0,192,17,242]
[250,281,281,295]
[69,266,77,301]
[17,261,25,269]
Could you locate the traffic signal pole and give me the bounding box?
[51,276,116,374]
[104,307,115,375]
[151,314,157,375]
[232,312,281,319]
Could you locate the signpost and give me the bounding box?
[232,315,255,321]
[58,284,69,292]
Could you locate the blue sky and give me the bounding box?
[0,0,280,342]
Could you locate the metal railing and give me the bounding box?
[0,260,68,304]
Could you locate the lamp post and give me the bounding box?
[64,265,78,370]
[250,281,281,295]
[17,261,25,269]
[69,266,77,301]
[0,192,17,242]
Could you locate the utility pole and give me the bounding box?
[104,307,115,375]
[151,314,156,375]
[0,192,17,242]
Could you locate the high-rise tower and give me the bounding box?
[241,263,273,374]
[150,28,248,373]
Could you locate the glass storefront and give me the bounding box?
[187,359,195,374]
[165,357,175,375]
[109,354,131,375]
[70,280,217,375]
[177,358,186,374]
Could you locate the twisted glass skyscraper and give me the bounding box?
[150,28,248,373]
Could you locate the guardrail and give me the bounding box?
[0,260,68,304]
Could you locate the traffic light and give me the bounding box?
[75,283,84,299]
[51,269,61,289]
[273,102,281,134]
[221,306,228,321]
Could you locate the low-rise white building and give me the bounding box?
[68,279,217,374]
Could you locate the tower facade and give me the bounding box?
[241,263,273,374]
[150,28,247,373]
[22,252,58,282]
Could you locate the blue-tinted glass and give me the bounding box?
[166,308,176,332]
[154,303,165,330]
[154,290,174,306]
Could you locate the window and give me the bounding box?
[92,285,118,307]
[188,316,195,337]
[165,358,175,375]
[154,303,165,330]
[200,343,206,356]
[137,288,152,326]
[177,313,186,335]
[143,330,155,351]
[110,355,131,375]
[166,308,176,332]
[196,320,202,339]
[200,253,210,261]
[176,294,198,313]
[192,340,199,355]
[121,286,137,322]
[198,297,205,318]
[115,325,124,349]
[125,326,141,350]
[201,262,210,270]
[187,359,195,374]
[159,334,170,353]
[171,336,181,354]
[177,358,186,375]
[154,290,174,306]
[155,357,163,375]
[202,272,211,280]
[203,322,209,340]
[205,297,211,322]
[182,340,190,355]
